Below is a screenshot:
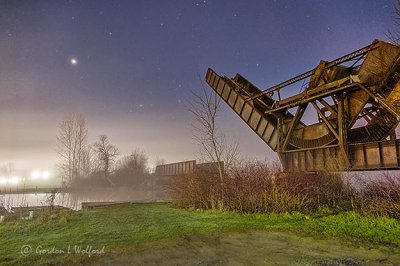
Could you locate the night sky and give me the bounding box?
[0,0,395,173]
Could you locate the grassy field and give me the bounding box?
[0,203,399,265]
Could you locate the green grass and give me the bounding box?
[0,203,399,265]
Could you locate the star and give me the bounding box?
[70,58,78,65]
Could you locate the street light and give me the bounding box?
[30,170,51,180]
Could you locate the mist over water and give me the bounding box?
[1,185,169,211]
[0,171,394,211]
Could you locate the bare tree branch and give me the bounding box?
[93,134,119,186]
[56,113,88,186]
[188,78,240,186]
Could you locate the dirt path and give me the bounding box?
[95,231,400,265]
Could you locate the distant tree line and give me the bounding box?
[57,113,149,188]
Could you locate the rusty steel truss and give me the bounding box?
[155,160,224,176]
[205,39,400,172]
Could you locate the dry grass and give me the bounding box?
[356,173,400,219]
[168,160,400,220]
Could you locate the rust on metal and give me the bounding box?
[205,39,400,172]
[155,160,223,176]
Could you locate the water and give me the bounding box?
[0,186,168,211]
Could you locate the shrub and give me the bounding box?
[223,162,354,213]
[168,170,220,210]
[168,160,400,220]
[168,160,354,214]
[356,173,400,219]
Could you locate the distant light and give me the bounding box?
[42,171,50,179]
[30,170,51,180]
[70,58,78,65]
[31,170,41,180]
[0,177,7,185]
[9,176,20,185]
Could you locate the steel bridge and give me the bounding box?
[206,39,400,172]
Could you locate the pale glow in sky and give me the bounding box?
[0,0,394,175]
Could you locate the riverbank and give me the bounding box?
[0,203,398,265]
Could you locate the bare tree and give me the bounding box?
[80,145,95,178]
[189,81,239,184]
[388,1,400,44]
[115,149,148,185]
[93,134,119,185]
[57,113,88,186]
[74,114,88,178]
[155,157,166,166]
